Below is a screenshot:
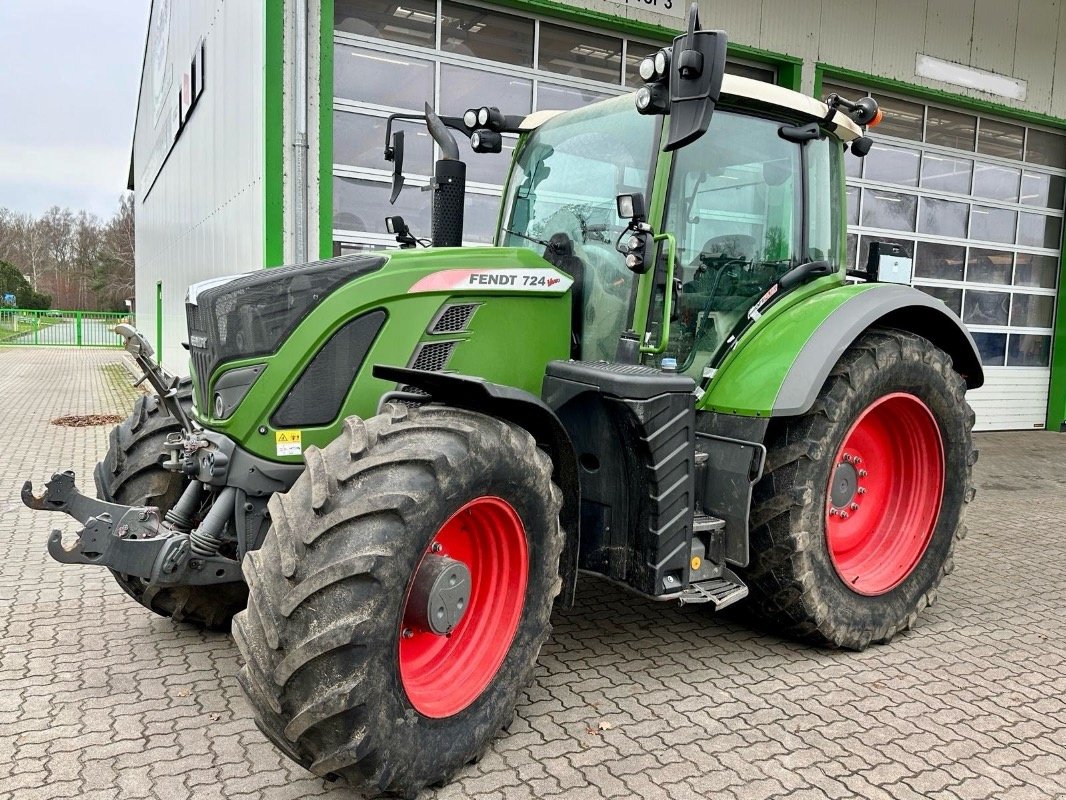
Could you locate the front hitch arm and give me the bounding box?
[114,323,194,432]
[22,471,241,585]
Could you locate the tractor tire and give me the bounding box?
[233,404,564,797]
[94,379,247,629]
[743,329,976,651]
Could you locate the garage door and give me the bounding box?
[824,80,1065,431]
[331,0,775,255]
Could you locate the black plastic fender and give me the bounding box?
[774,284,985,416]
[373,365,581,607]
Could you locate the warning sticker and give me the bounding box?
[275,430,302,457]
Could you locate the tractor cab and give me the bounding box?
[495,81,857,377]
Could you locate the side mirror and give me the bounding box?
[664,4,728,151]
[386,129,405,204]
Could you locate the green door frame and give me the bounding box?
[815,63,1066,432]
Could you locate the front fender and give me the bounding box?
[701,282,984,417]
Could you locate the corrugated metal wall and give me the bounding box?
[133,0,266,370]
[585,0,1065,115]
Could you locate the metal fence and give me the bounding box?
[0,309,127,348]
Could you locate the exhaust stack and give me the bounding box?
[425,103,466,248]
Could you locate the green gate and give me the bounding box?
[0,309,127,348]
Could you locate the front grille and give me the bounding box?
[410,341,457,372]
[189,349,213,412]
[429,303,479,334]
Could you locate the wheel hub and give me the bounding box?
[407,554,472,635]
[830,460,859,508]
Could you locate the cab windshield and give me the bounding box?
[498,96,657,360]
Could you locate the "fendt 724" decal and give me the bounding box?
[407,268,574,294]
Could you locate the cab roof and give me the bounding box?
[519,74,864,142]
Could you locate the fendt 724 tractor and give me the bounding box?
[24,7,981,797]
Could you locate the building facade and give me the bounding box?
[131,0,1066,431]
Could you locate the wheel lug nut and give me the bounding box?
[858,469,868,477]
[857,487,867,495]
[840,512,849,520]
[402,628,413,639]
[843,453,853,463]
[854,457,862,464]
[431,542,443,553]
[850,503,859,511]
[829,508,840,516]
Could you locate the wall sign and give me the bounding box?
[586,0,685,21]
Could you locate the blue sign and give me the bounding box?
[2,293,15,307]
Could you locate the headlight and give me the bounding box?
[214,393,225,418]
[639,56,656,82]
[654,49,668,77]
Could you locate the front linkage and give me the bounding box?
[22,325,289,590]
[23,472,241,586]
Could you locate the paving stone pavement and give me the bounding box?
[1,346,1065,800]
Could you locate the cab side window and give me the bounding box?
[660,111,803,377]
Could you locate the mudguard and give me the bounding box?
[700,282,984,417]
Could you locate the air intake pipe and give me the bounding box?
[425,102,466,248]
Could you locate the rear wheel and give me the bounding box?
[233,404,563,796]
[743,329,976,650]
[94,380,247,629]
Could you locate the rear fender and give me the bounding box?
[701,283,984,417]
[373,366,580,607]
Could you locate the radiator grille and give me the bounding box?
[410,341,457,372]
[430,303,479,334]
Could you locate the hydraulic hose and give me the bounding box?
[189,487,237,557]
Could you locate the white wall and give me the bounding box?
[132,0,266,370]
[574,0,1065,115]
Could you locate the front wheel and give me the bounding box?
[743,329,976,650]
[233,404,563,796]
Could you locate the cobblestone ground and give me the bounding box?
[1,346,1064,800]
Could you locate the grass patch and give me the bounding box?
[0,314,62,343]
[101,361,144,409]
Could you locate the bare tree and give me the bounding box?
[93,195,136,309]
[0,196,135,310]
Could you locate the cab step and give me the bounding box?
[678,566,749,610]
[692,512,725,534]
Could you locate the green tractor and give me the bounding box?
[24,7,980,797]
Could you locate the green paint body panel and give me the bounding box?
[192,247,571,463]
[699,280,878,416]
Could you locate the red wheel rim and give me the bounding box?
[398,497,528,718]
[824,393,945,596]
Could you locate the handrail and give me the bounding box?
[639,231,677,355]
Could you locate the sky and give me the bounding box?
[0,2,149,220]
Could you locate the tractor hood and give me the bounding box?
[185,253,387,411]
